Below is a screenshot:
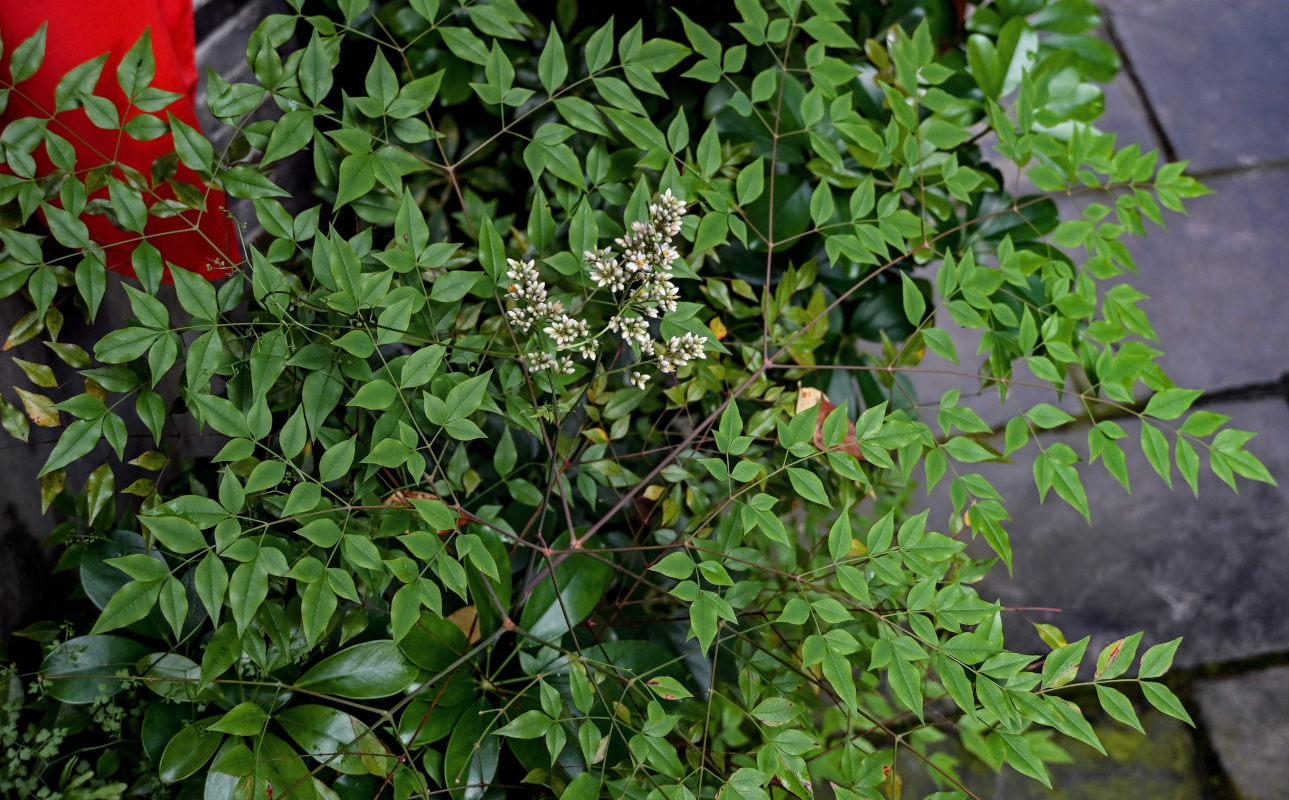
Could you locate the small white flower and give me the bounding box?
[629,371,650,390]
[526,351,558,372]
[620,317,649,343]
[544,314,589,348]
[579,341,599,359]
[558,356,576,375]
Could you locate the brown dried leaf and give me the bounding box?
[447,605,481,644]
[795,387,862,459]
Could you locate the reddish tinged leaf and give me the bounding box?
[797,387,863,460]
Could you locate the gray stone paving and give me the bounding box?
[1105,0,1289,172]
[1195,667,1289,800]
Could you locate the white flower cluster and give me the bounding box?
[505,190,709,391]
[589,188,687,315]
[653,332,708,374]
[505,258,563,333]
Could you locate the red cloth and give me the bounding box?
[1,1,239,279]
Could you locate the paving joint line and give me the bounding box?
[1189,156,1289,180]
[1103,8,1179,163]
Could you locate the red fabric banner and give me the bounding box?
[1,1,239,279]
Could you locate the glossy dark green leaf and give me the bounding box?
[159,720,223,783]
[296,640,418,699]
[40,634,149,703]
[519,549,613,642]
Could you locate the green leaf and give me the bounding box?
[520,550,613,642]
[1138,637,1182,678]
[40,634,148,703]
[140,514,206,554]
[335,153,376,207]
[159,721,223,783]
[650,551,695,580]
[190,393,252,439]
[786,467,831,507]
[1095,684,1144,733]
[1140,422,1172,488]
[40,418,103,477]
[261,109,313,164]
[477,213,506,281]
[90,578,163,635]
[1042,636,1088,688]
[887,657,924,720]
[562,772,601,800]
[277,705,376,775]
[942,436,996,463]
[169,114,215,172]
[55,53,107,111]
[585,18,615,72]
[194,553,227,625]
[431,270,480,303]
[538,24,567,94]
[218,166,287,200]
[170,264,220,320]
[1141,681,1194,726]
[1026,403,1075,429]
[296,640,418,699]
[646,675,694,700]
[300,31,335,105]
[1000,732,1052,788]
[117,30,156,98]
[440,26,489,65]
[497,709,552,739]
[736,158,764,205]
[228,561,268,635]
[899,271,926,325]
[95,326,158,363]
[10,23,48,84]
[319,436,356,482]
[1143,388,1203,421]
[209,702,268,735]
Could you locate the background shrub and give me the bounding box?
[0,1,1272,798]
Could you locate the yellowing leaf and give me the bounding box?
[13,358,57,388]
[16,387,60,427]
[40,469,65,512]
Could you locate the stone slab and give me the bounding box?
[1122,167,1289,391]
[928,397,1289,669]
[1194,666,1289,800]
[1104,0,1289,172]
[1095,65,1158,154]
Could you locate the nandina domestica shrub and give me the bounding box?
[0,1,1273,798]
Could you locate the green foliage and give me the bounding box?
[0,1,1272,799]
